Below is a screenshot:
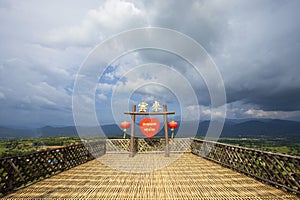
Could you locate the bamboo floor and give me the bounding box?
[3,153,299,200]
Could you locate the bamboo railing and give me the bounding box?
[1,138,299,196]
[105,138,191,153]
[0,141,106,196]
[191,138,300,195]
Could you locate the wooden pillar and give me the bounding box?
[163,104,170,157]
[129,105,136,157]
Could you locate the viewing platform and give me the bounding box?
[1,138,299,199]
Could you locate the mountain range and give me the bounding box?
[0,119,300,139]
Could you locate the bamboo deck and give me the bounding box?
[3,153,299,200]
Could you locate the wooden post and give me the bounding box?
[129,105,136,157]
[163,104,170,157]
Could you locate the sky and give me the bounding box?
[0,0,300,128]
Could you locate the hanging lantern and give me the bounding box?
[120,121,130,138]
[168,120,178,139]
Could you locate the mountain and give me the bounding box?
[0,124,126,139]
[35,126,78,137]
[0,119,300,139]
[197,119,300,138]
[0,126,77,139]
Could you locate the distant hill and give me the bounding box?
[0,119,300,139]
[0,126,79,139]
[197,119,300,138]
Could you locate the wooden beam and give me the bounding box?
[163,104,170,157]
[124,111,175,115]
[129,105,136,157]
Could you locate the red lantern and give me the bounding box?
[168,120,178,138]
[120,121,130,138]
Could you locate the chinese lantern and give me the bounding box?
[168,120,178,138]
[120,121,130,138]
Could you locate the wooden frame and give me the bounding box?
[124,104,175,157]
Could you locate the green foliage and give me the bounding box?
[0,137,82,158]
[217,137,300,156]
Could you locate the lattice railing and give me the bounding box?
[0,141,105,196]
[191,138,300,195]
[169,138,191,152]
[106,139,130,153]
[106,138,191,153]
[2,138,298,196]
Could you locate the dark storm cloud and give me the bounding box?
[140,0,300,111]
[213,0,300,111]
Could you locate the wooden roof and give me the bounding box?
[3,153,298,199]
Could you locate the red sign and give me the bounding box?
[139,118,160,138]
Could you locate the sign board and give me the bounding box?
[139,118,160,138]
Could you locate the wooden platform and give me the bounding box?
[3,153,298,199]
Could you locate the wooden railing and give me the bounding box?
[0,141,106,196]
[1,138,299,196]
[191,138,300,195]
[106,138,191,153]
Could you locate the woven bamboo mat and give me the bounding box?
[3,153,299,200]
[99,153,182,173]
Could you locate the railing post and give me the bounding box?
[129,105,136,157]
[163,104,169,157]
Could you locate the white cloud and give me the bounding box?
[97,83,114,92]
[111,63,197,104]
[185,105,201,121]
[87,0,144,29]
[0,58,71,112]
[98,93,107,101]
[244,109,300,119]
[103,72,115,81]
[184,104,226,121]
[42,0,147,48]
[32,95,57,107]
[81,95,94,105]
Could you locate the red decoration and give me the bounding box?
[120,121,130,138]
[120,121,130,129]
[140,118,160,138]
[168,120,178,138]
[168,120,178,130]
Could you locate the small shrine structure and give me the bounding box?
[124,103,175,157]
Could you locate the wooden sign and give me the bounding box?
[139,118,160,138]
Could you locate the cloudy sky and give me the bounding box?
[0,0,300,128]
